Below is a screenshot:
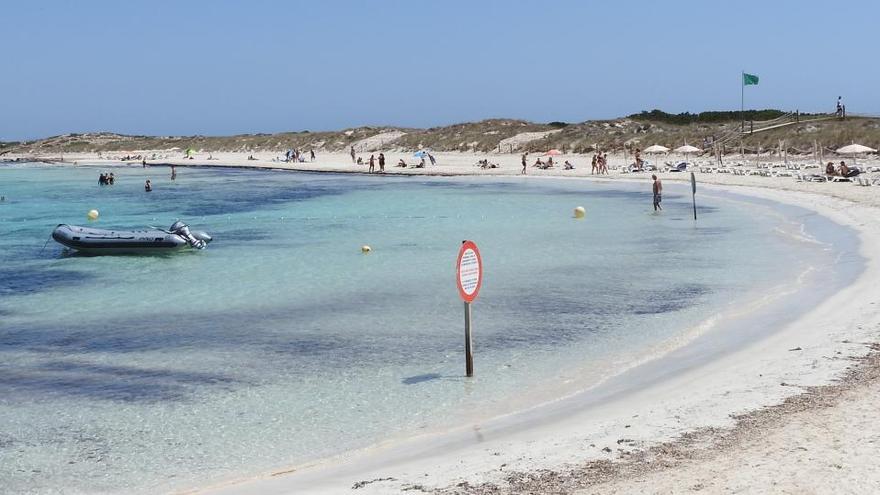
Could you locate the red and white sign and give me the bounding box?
[456,240,483,303]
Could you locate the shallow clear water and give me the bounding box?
[0,164,852,494]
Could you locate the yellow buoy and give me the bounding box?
[573,206,586,219]
[361,245,372,254]
[87,209,100,221]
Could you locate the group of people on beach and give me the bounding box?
[353,151,434,173]
[398,157,427,168]
[286,149,315,163]
[591,152,610,174]
[826,160,858,178]
[517,153,579,174]
[367,153,385,173]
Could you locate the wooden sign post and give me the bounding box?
[690,172,697,221]
[456,240,483,377]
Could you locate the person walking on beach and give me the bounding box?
[652,174,662,211]
[378,153,385,173]
[310,149,316,162]
[591,154,598,174]
[368,154,375,173]
[521,153,527,175]
[601,152,609,174]
[350,146,356,163]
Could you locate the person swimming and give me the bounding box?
[145,179,152,192]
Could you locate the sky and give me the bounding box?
[3,0,878,140]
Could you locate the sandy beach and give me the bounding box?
[8,150,878,494]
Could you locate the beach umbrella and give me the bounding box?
[643,144,670,153]
[642,145,669,168]
[545,149,562,156]
[674,145,701,154]
[674,145,701,166]
[413,150,428,158]
[835,143,876,154]
[836,143,876,166]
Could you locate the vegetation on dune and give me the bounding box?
[5,112,878,156]
[628,109,790,125]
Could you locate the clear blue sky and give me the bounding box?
[3,0,877,140]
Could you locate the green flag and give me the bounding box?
[743,73,759,86]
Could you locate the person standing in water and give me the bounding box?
[652,174,662,211]
[145,179,152,192]
[170,166,177,181]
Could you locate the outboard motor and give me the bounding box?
[169,221,210,249]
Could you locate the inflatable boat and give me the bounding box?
[52,221,212,254]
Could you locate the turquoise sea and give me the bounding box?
[0,164,859,494]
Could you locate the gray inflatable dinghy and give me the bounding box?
[52,221,212,254]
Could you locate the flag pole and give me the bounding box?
[740,70,744,133]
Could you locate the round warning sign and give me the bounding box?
[456,240,483,303]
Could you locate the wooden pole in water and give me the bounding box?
[690,172,697,221]
[464,301,474,377]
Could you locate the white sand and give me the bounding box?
[8,151,880,494]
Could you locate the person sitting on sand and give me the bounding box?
[826,162,837,176]
[564,160,574,170]
[397,159,407,167]
[838,161,850,177]
[533,157,544,167]
[415,157,426,168]
[547,156,554,168]
[357,157,363,165]
[145,179,152,192]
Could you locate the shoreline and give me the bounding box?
[184,180,878,495]
[5,155,880,494]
